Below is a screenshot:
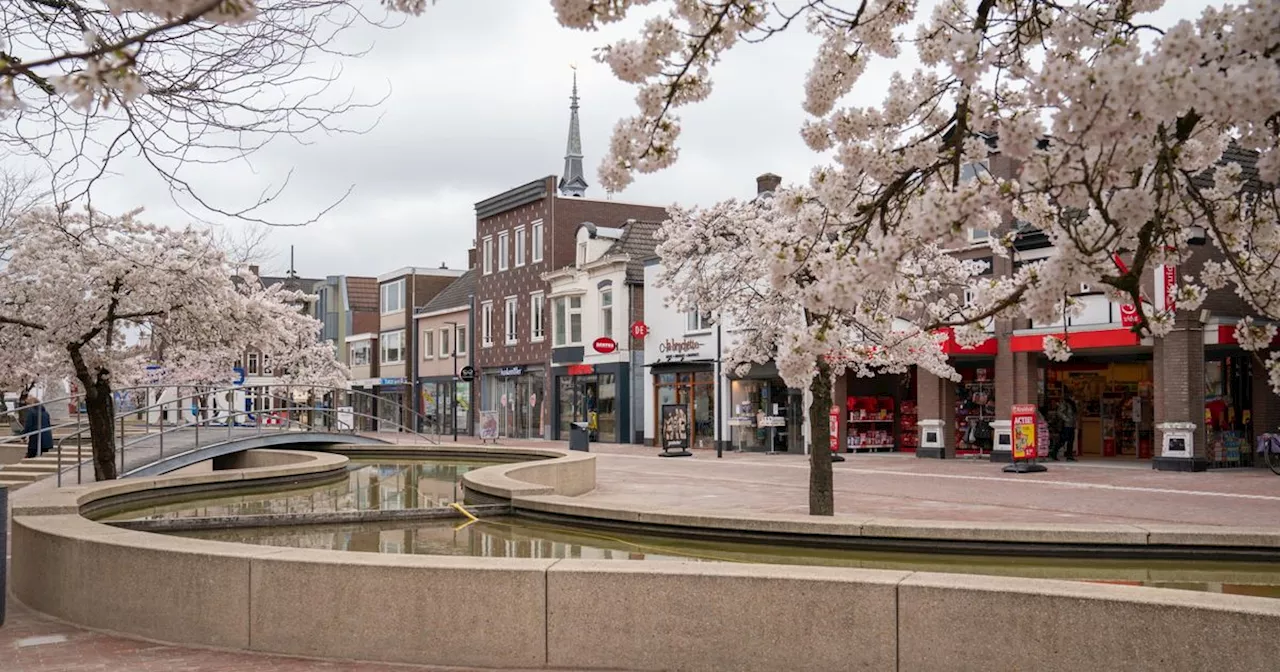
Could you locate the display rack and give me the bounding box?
[847,396,897,452]
[898,400,918,453]
[955,379,994,455]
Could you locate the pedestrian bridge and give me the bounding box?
[0,384,438,488]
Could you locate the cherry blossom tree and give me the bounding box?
[0,206,345,480]
[561,0,1278,512]
[0,0,437,225]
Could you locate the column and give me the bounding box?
[917,369,957,458]
[1154,314,1207,471]
[990,318,1016,462]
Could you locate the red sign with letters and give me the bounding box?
[629,321,649,339]
[567,364,595,376]
[1119,303,1139,327]
[829,405,840,453]
[592,337,617,354]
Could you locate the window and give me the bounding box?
[482,236,493,275]
[439,328,451,357]
[350,342,371,367]
[578,241,588,266]
[686,310,712,333]
[481,302,493,347]
[422,330,434,360]
[380,330,405,364]
[600,288,613,340]
[247,352,260,375]
[498,232,510,272]
[456,326,467,355]
[960,161,991,242]
[531,220,544,263]
[515,226,526,267]
[380,279,404,315]
[530,292,545,342]
[505,297,518,345]
[554,296,583,346]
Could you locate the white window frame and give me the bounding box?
[482,236,493,275]
[380,329,405,365]
[686,310,712,334]
[439,328,451,357]
[600,288,614,340]
[498,232,510,272]
[380,279,405,315]
[514,226,526,267]
[961,160,992,243]
[530,292,545,342]
[531,220,544,263]
[421,330,434,360]
[247,352,260,375]
[481,301,494,347]
[349,342,371,367]
[505,296,518,345]
[456,326,467,355]
[555,295,584,347]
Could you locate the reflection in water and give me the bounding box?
[177,517,1280,598]
[96,459,504,521]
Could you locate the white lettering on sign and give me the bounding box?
[658,338,702,355]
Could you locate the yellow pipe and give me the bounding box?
[449,501,479,522]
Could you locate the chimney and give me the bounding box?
[440,262,448,270]
[756,173,782,194]
[467,247,477,269]
[248,264,260,277]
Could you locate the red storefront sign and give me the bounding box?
[829,405,840,453]
[1119,303,1139,327]
[593,337,618,354]
[629,321,649,339]
[1163,265,1177,311]
[1011,404,1038,461]
[567,364,594,376]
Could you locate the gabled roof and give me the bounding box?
[418,269,476,315]
[607,220,663,284]
[345,276,379,313]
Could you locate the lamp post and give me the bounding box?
[445,320,459,442]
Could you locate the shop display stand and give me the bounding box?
[1002,460,1047,473]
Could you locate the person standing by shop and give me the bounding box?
[1051,393,1079,461]
[19,394,53,458]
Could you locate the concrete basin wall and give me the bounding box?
[9,445,1280,671]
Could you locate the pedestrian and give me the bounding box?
[19,394,54,458]
[1050,392,1078,462]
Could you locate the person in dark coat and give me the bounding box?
[20,394,54,458]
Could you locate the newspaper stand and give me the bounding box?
[1003,404,1048,473]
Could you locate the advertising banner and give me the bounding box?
[661,404,690,450]
[1012,404,1038,461]
[478,410,499,442]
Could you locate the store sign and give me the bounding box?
[1011,404,1038,461]
[630,321,650,339]
[497,366,525,377]
[592,337,617,354]
[379,377,405,386]
[478,411,499,441]
[661,403,690,450]
[658,338,703,357]
[1119,303,1139,327]
[1155,264,1177,312]
[829,405,840,454]
[757,413,786,428]
[567,364,594,376]
[459,365,476,381]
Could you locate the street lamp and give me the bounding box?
[444,320,459,442]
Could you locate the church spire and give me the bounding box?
[558,68,588,197]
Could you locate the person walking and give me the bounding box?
[19,394,53,458]
[1050,393,1079,462]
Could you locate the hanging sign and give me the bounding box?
[1012,404,1038,461]
[1119,303,1139,327]
[630,321,649,339]
[459,365,476,382]
[593,337,618,354]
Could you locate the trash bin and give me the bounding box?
[1,484,7,626]
[569,422,590,452]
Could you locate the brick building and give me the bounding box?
[472,76,668,439]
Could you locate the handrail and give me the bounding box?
[52,383,442,485]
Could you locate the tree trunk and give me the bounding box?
[69,346,118,480]
[808,357,834,516]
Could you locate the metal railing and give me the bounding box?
[12,383,444,486]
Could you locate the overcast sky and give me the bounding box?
[17,0,1211,279]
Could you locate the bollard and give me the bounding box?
[1,484,7,626]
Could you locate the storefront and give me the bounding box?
[953,361,996,456]
[1203,352,1254,467]
[652,364,716,450]
[727,363,802,453]
[480,365,546,439]
[1042,357,1155,459]
[836,368,917,453]
[375,378,412,432]
[552,362,629,443]
[419,377,472,436]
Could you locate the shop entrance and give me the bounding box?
[653,369,715,450]
[1044,358,1154,459]
[558,372,617,442]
